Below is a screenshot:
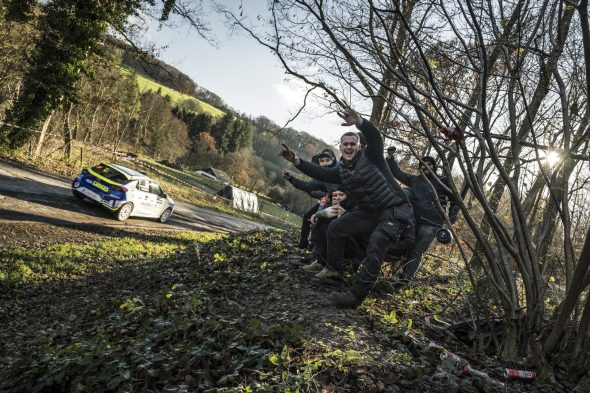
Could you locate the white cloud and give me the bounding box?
[273,81,307,107]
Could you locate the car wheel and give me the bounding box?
[116,203,133,221]
[159,208,172,223]
[72,190,85,200]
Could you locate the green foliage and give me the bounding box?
[2,0,136,148]
[1,230,302,391]
[174,109,215,139]
[4,0,36,21]
[1,228,518,392]
[0,232,221,284]
[160,0,176,21]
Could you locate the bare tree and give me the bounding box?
[229,0,590,377]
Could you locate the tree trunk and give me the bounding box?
[33,112,53,157]
[545,225,590,356]
[63,102,74,160]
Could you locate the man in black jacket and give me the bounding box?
[305,187,359,273]
[284,148,338,249]
[386,147,459,283]
[280,109,414,308]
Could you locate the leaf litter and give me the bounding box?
[0,229,561,392]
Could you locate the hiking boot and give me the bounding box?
[314,267,332,278]
[302,260,322,272]
[330,291,362,308]
[311,270,345,289]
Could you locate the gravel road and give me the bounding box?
[0,159,265,248]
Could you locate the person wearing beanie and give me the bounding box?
[386,146,460,285]
[304,187,358,274]
[283,148,338,249]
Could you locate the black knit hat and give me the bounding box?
[318,148,337,162]
[421,156,437,171]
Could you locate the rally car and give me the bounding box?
[71,163,175,222]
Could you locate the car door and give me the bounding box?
[133,179,153,216]
[149,181,168,217]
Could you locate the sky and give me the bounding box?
[143,2,346,148]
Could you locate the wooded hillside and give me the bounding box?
[0,3,330,215]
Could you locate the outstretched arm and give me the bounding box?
[295,159,341,184]
[280,144,341,184]
[286,172,328,196]
[386,156,417,187]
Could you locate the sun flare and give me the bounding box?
[545,151,561,167]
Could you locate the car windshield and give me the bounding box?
[90,164,129,184]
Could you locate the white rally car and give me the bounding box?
[72,163,175,222]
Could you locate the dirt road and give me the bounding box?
[0,160,265,248]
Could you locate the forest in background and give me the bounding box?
[0,4,330,215]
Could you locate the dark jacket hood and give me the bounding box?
[318,148,338,166]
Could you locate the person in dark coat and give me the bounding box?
[280,108,414,308]
[386,146,459,283]
[304,187,358,273]
[284,148,338,249]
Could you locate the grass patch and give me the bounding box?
[1,230,528,392]
[0,232,222,284]
[126,70,225,118]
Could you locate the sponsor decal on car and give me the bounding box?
[80,187,101,201]
[92,180,109,192]
[83,177,108,192]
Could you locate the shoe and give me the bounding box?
[330,291,362,308]
[314,267,331,278]
[311,271,345,289]
[302,260,322,271]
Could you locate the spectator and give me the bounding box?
[304,187,357,273]
[386,146,459,284]
[284,148,338,249]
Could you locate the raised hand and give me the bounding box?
[283,170,292,180]
[279,143,297,163]
[386,146,397,157]
[337,108,362,127]
[332,205,346,217]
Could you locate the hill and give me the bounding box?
[114,41,332,215]
[112,36,228,111]
[126,69,225,118]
